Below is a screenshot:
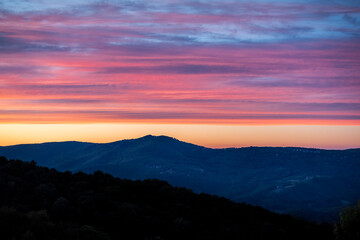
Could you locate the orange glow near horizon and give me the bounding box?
[1,1,360,149]
[0,123,359,149]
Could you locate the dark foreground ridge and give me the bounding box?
[0,156,332,240]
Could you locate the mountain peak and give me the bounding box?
[139,134,178,141]
[141,134,157,138]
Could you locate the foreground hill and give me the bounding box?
[0,156,333,240]
[1,135,359,222]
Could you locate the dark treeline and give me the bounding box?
[0,156,334,240]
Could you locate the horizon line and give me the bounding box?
[1,134,359,151]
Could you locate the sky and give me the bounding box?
[0,0,360,148]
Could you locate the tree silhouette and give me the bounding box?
[334,201,360,240]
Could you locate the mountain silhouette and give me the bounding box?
[1,135,359,222]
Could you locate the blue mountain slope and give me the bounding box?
[1,135,359,222]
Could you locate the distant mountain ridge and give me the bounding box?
[1,135,359,223]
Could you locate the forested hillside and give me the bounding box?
[0,156,333,240]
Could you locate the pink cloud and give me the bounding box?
[0,1,359,124]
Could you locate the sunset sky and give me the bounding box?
[0,0,360,148]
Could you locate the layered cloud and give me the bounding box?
[0,0,359,124]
